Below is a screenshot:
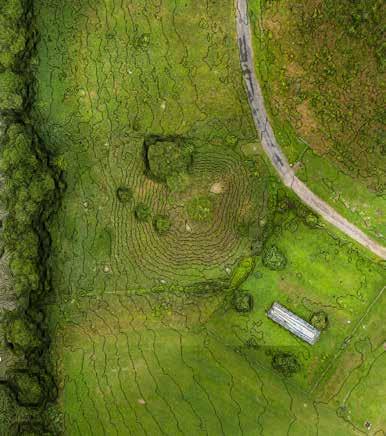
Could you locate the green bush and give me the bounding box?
[0,0,59,428]
[134,202,151,222]
[0,14,26,69]
[271,352,301,377]
[0,0,24,19]
[262,245,287,270]
[17,423,53,436]
[304,212,319,228]
[230,257,255,288]
[186,196,214,222]
[0,71,24,111]
[153,214,171,234]
[233,291,254,313]
[116,186,132,204]
[147,139,193,182]
[8,371,44,406]
[5,317,43,355]
[310,311,329,331]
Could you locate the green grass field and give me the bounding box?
[20,0,386,434]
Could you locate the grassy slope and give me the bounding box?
[33,0,271,296]
[32,0,385,434]
[248,0,386,245]
[48,292,363,436]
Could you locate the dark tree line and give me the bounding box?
[0,1,62,434]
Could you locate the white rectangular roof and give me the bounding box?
[267,302,320,345]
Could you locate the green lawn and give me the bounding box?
[48,290,366,435]
[28,0,386,434]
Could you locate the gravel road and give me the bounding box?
[236,0,386,260]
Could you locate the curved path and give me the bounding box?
[236,0,386,260]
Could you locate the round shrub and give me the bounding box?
[271,352,301,377]
[233,291,254,313]
[134,203,151,222]
[147,140,193,182]
[186,196,213,222]
[153,214,171,235]
[305,212,319,228]
[262,245,287,270]
[116,186,132,204]
[310,311,329,331]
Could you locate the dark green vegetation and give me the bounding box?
[5,316,43,355]
[116,186,133,204]
[262,245,287,270]
[0,0,384,434]
[310,311,329,331]
[271,351,301,377]
[233,290,254,312]
[0,0,60,433]
[249,0,386,244]
[146,138,193,184]
[134,202,151,222]
[153,214,172,235]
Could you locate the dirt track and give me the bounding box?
[236,0,386,260]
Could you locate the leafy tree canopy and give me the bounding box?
[147,140,193,183]
[0,16,26,69]
[5,317,42,354]
[0,71,24,111]
[271,352,301,377]
[233,291,254,313]
[310,311,329,331]
[8,371,44,406]
[134,202,151,222]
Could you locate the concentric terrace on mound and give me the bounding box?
[109,141,267,286]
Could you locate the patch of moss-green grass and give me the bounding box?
[237,208,385,391]
[186,196,214,223]
[47,291,366,435]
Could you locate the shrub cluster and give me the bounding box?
[153,214,172,235]
[310,311,329,331]
[271,351,301,377]
[0,0,60,432]
[233,291,254,313]
[144,136,193,189]
[262,245,287,270]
